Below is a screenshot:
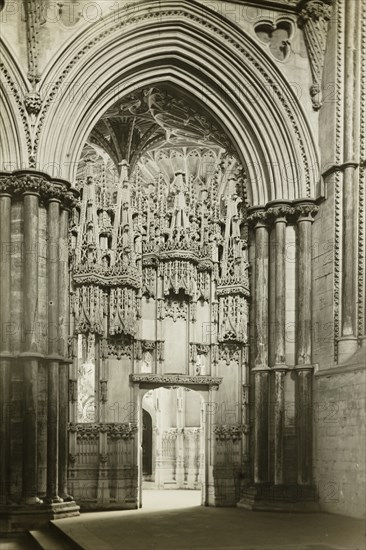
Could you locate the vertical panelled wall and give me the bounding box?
[0,170,79,532]
[239,199,318,510]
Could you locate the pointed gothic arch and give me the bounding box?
[0,39,31,169]
[34,0,319,205]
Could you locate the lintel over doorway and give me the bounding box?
[130,374,222,391]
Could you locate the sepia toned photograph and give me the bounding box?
[0,0,365,548]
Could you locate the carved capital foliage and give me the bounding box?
[247,209,268,228]
[293,202,319,222]
[214,424,245,442]
[0,172,75,207]
[247,200,318,227]
[298,0,334,110]
[266,205,295,223]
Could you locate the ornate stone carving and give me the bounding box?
[298,0,334,110]
[24,91,42,116]
[23,0,47,85]
[358,0,366,342]
[69,423,100,440]
[33,4,315,196]
[0,172,75,206]
[72,286,107,335]
[333,0,343,361]
[103,336,133,360]
[183,427,201,439]
[164,300,188,322]
[68,422,137,441]
[218,344,242,366]
[130,373,222,387]
[214,424,245,442]
[247,209,269,228]
[106,423,138,440]
[293,203,319,222]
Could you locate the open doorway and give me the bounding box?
[140,387,204,509]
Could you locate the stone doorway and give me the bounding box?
[142,409,153,479]
[138,386,206,508]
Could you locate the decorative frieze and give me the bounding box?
[130,373,222,387]
[106,423,138,440]
[69,423,100,440]
[68,423,137,441]
[214,424,245,442]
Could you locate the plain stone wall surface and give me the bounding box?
[313,368,366,518]
[312,187,335,371]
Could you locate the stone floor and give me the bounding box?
[47,490,364,550]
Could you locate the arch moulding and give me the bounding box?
[32,0,319,205]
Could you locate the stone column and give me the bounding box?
[248,208,270,484]
[338,0,360,362]
[58,193,74,502]
[175,387,185,487]
[0,188,12,504]
[21,187,41,504]
[267,202,291,485]
[46,197,63,503]
[293,200,317,485]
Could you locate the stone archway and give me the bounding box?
[34,0,319,202]
[0,0,324,531]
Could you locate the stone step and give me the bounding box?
[29,523,83,550]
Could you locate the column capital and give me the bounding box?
[294,364,314,372]
[266,200,294,224]
[298,0,334,27]
[0,170,78,208]
[247,206,268,229]
[292,199,318,223]
[272,364,289,372]
[252,365,271,373]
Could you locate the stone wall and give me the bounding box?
[313,365,366,518]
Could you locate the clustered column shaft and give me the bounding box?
[0,191,12,504]
[0,170,78,509]
[22,190,41,504]
[248,200,317,490]
[268,202,291,486]
[249,208,270,484]
[294,200,317,486]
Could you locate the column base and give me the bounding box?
[0,501,80,533]
[237,483,319,512]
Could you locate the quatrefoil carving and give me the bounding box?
[255,20,293,61]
